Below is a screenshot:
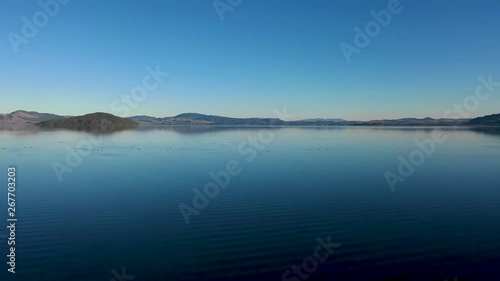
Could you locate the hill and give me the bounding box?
[0,110,64,124]
[467,114,500,126]
[129,114,470,126]
[36,113,138,132]
[128,115,214,125]
[129,113,285,126]
[344,117,469,126]
[5,110,500,127]
[297,118,346,123]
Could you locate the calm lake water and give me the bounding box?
[0,126,499,281]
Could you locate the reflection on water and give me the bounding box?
[3,124,500,137]
[0,126,499,281]
[468,126,500,136]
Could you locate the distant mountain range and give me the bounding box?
[128,114,471,126]
[1,110,500,127]
[129,113,285,126]
[298,118,346,123]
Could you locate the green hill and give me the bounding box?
[36,113,138,132]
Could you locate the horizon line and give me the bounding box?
[2,109,497,122]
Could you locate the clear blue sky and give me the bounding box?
[1,0,499,120]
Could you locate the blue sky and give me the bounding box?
[1,0,499,120]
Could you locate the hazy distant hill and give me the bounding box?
[128,115,214,125]
[36,113,138,132]
[129,113,285,126]
[4,110,499,127]
[128,114,473,126]
[0,110,64,124]
[173,113,285,125]
[298,118,346,123]
[345,117,470,126]
[467,114,500,126]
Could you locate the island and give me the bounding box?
[35,113,138,132]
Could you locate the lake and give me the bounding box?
[0,126,499,281]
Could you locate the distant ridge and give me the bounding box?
[297,118,346,123]
[129,115,469,126]
[129,113,284,125]
[36,113,138,132]
[0,110,64,124]
[467,113,500,126]
[2,110,500,127]
[174,113,214,119]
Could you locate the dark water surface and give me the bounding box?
[0,126,499,281]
